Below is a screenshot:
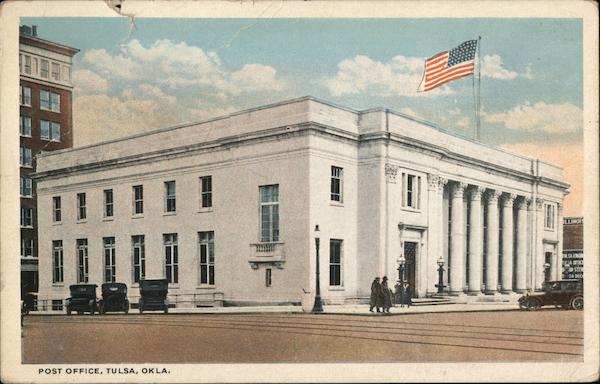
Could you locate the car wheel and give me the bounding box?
[77,311,83,315]
[67,307,72,316]
[164,307,168,314]
[527,299,541,311]
[571,296,583,310]
[99,303,105,315]
[518,300,528,310]
[90,304,95,315]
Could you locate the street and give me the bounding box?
[23,309,583,363]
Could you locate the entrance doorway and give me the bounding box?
[404,242,417,298]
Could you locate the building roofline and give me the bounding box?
[37,95,562,173]
[20,35,80,56]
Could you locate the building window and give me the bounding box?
[52,240,63,283]
[77,193,86,220]
[40,90,60,112]
[104,189,114,218]
[260,184,279,242]
[200,176,212,208]
[77,239,89,283]
[52,196,61,222]
[103,237,116,283]
[330,239,343,286]
[23,55,32,74]
[132,235,145,284]
[51,62,60,81]
[164,234,178,284]
[20,146,32,167]
[40,120,61,141]
[20,115,32,136]
[33,57,38,74]
[21,207,33,227]
[266,268,272,287]
[20,176,32,197]
[331,166,343,202]
[40,59,49,78]
[402,173,422,210]
[133,185,143,215]
[62,65,70,81]
[545,204,555,230]
[199,231,214,285]
[164,181,176,213]
[21,238,33,257]
[52,300,63,311]
[20,85,31,106]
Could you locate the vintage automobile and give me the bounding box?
[518,279,583,310]
[98,283,129,314]
[66,284,98,315]
[138,279,169,314]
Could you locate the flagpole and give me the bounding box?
[477,35,482,141]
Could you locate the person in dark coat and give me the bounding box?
[400,282,412,308]
[382,276,393,313]
[369,277,384,312]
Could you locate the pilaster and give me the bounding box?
[485,189,501,294]
[449,181,467,295]
[500,193,516,293]
[468,186,484,295]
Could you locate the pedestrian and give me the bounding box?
[369,277,384,313]
[401,282,412,308]
[382,276,393,314]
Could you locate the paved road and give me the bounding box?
[23,309,583,363]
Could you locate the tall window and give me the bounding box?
[199,231,214,285]
[21,207,33,227]
[40,59,49,78]
[21,238,33,257]
[260,185,279,242]
[402,173,422,209]
[164,181,176,213]
[77,239,89,283]
[103,237,116,283]
[164,234,178,284]
[331,166,343,202]
[132,235,145,284]
[23,55,32,74]
[52,240,63,283]
[62,65,71,81]
[51,62,60,81]
[40,90,60,112]
[104,189,114,218]
[329,239,343,286]
[20,146,32,167]
[133,185,143,214]
[545,204,555,230]
[20,85,31,106]
[20,176,32,197]
[77,193,86,220]
[200,176,212,208]
[40,120,61,141]
[52,196,61,222]
[265,268,272,287]
[20,115,32,136]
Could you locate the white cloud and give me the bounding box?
[72,69,110,94]
[448,107,461,115]
[325,54,454,97]
[483,102,582,133]
[480,54,532,80]
[454,117,471,129]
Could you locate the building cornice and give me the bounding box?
[20,35,79,57]
[20,76,74,91]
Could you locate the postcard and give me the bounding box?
[1,0,598,382]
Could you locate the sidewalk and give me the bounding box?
[29,301,520,316]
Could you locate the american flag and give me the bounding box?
[418,40,478,92]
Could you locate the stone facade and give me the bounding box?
[34,97,569,308]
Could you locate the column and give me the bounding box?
[555,202,564,280]
[485,190,501,294]
[449,182,466,295]
[426,174,442,294]
[515,197,529,293]
[535,197,545,290]
[501,193,516,293]
[468,186,483,295]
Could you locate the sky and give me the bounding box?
[23,17,583,215]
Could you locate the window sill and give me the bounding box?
[52,221,62,226]
[20,104,32,108]
[76,219,87,224]
[20,165,33,169]
[20,225,34,229]
[52,283,64,288]
[198,207,213,213]
[20,195,33,199]
[544,227,555,232]
[401,206,421,213]
[330,201,344,207]
[103,217,114,222]
[163,211,177,216]
[196,285,216,290]
[20,134,32,138]
[132,214,144,219]
[328,286,345,291]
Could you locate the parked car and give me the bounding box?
[99,283,129,314]
[138,279,169,314]
[518,279,583,310]
[66,284,98,315]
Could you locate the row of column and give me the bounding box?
[448,181,530,295]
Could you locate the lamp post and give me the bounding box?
[543,262,551,284]
[398,255,406,286]
[435,256,446,294]
[312,225,324,313]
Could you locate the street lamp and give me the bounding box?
[544,262,551,283]
[398,255,406,286]
[435,256,446,294]
[312,225,324,313]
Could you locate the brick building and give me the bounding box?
[19,25,78,297]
